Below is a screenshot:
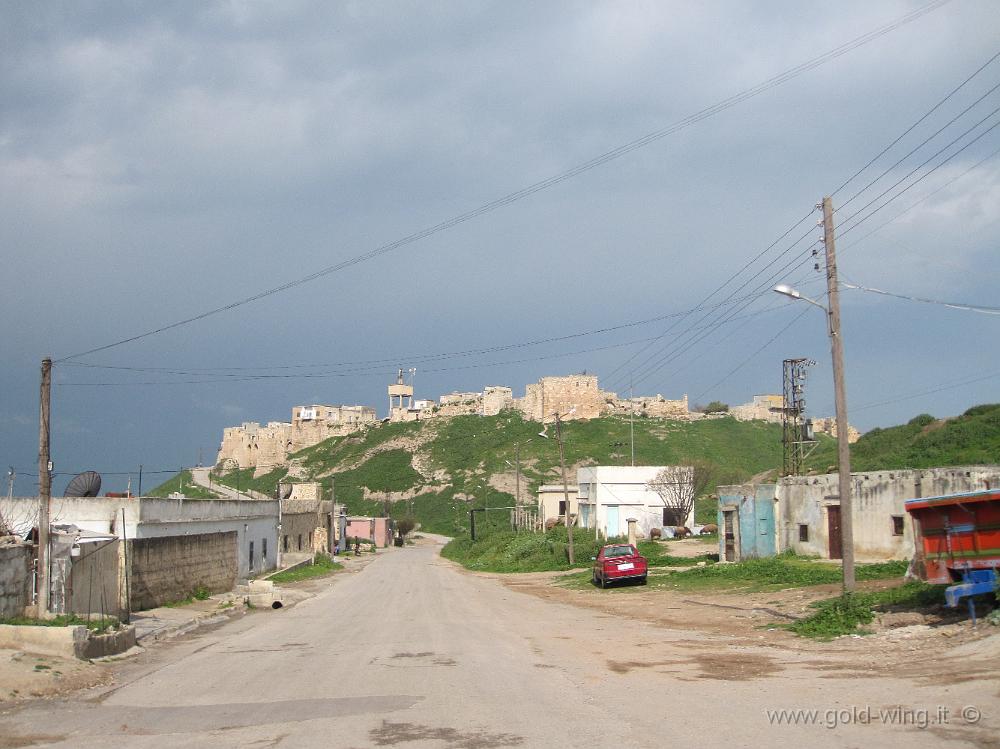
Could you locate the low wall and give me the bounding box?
[0,544,33,618]
[129,531,237,610]
[0,623,136,659]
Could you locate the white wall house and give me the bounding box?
[576,466,695,540]
[0,496,279,579]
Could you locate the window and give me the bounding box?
[249,541,255,571]
[799,524,809,542]
[297,534,303,551]
[558,500,567,516]
[891,515,904,536]
[262,538,268,564]
[283,535,289,552]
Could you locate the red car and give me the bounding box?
[592,543,648,588]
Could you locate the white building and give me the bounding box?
[576,466,695,540]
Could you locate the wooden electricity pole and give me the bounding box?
[822,197,855,593]
[37,357,52,616]
[555,413,575,565]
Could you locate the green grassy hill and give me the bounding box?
[159,403,999,536]
[806,403,1000,472]
[209,412,789,535]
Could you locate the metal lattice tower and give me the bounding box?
[781,358,817,476]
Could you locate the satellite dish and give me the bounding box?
[65,471,102,498]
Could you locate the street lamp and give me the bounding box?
[774,274,855,592]
[537,408,576,564]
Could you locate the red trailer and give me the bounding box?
[905,488,1000,620]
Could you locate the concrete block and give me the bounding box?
[0,623,87,659]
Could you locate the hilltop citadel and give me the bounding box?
[216,372,858,476]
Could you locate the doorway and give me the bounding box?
[722,509,738,562]
[827,505,842,559]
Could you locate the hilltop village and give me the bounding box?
[215,372,859,476]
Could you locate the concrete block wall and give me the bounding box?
[128,531,237,610]
[0,545,32,618]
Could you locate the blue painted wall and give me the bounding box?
[718,485,777,560]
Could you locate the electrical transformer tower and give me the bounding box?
[781,358,817,476]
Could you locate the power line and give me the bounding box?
[842,282,1000,315]
[853,370,1000,412]
[58,288,786,377]
[695,306,813,398]
[53,0,952,364]
[55,300,801,388]
[837,143,1000,255]
[831,48,1000,203]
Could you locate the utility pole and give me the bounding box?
[629,378,635,467]
[37,357,52,617]
[137,464,143,498]
[822,196,855,593]
[514,441,521,510]
[555,413,575,565]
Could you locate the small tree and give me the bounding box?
[647,460,715,527]
[704,401,729,413]
[396,517,416,538]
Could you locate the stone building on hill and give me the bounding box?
[730,394,860,443]
[216,404,376,475]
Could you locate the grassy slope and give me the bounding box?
[806,403,1000,473]
[277,412,789,535]
[146,469,219,499]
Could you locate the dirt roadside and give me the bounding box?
[490,564,1000,688]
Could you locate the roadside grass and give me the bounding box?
[790,582,946,639]
[557,554,907,592]
[649,556,907,592]
[0,614,121,633]
[162,586,212,607]
[211,466,288,498]
[441,531,718,574]
[146,470,220,499]
[268,554,342,584]
[442,527,607,572]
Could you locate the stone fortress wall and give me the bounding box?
[216,379,859,477]
[217,404,377,476]
[729,393,860,443]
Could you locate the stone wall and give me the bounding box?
[128,532,237,610]
[0,544,32,618]
[778,465,1000,560]
[280,498,332,557]
[608,393,690,420]
[730,394,860,443]
[217,404,377,474]
[482,386,513,416]
[216,421,292,474]
[810,417,861,444]
[730,394,783,423]
[518,375,608,422]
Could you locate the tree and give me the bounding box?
[396,516,416,538]
[647,460,715,527]
[704,401,729,413]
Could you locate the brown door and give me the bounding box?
[827,506,842,559]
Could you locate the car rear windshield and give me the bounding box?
[605,545,634,558]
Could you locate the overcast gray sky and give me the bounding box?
[2,1,999,493]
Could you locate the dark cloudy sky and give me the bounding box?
[2,1,999,493]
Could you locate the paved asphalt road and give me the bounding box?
[1,537,995,748]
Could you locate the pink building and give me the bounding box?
[344,517,393,548]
